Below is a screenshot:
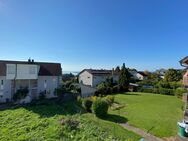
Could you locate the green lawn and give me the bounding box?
[109,92,184,138]
[0,100,141,141]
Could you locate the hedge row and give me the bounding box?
[138,87,187,98]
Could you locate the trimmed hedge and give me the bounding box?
[138,87,187,97]
[92,98,109,118]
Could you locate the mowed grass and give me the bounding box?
[0,100,141,141]
[109,92,184,138]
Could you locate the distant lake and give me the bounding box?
[63,71,79,75]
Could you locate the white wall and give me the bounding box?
[92,75,108,87]
[0,76,12,103]
[6,64,39,80]
[16,64,39,79]
[79,71,93,86]
[80,84,96,97]
[37,76,60,98]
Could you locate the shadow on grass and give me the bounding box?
[14,99,84,118]
[0,99,84,118]
[124,93,141,96]
[102,114,128,124]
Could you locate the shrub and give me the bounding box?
[158,88,174,95]
[97,83,107,94]
[82,98,92,112]
[77,96,82,104]
[39,91,46,100]
[105,95,115,105]
[92,98,109,118]
[13,87,29,101]
[175,88,187,98]
[112,85,119,93]
[61,118,80,131]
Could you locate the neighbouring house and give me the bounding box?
[0,59,62,103]
[155,68,167,79]
[180,56,188,88]
[78,69,120,97]
[79,69,119,87]
[129,70,148,81]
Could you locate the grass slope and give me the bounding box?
[109,92,184,138]
[0,100,140,141]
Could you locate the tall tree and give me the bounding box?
[164,69,182,82]
[115,66,120,72]
[119,63,131,90]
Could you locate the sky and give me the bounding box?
[0,0,188,72]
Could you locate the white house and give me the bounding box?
[0,59,62,103]
[78,69,120,97]
[129,70,147,81]
[79,69,119,87]
[180,56,188,88]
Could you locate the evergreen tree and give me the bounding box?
[115,66,120,72]
[119,63,131,90]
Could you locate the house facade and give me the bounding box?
[180,56,188,88]
[78,69,119,88]
[0,60,62,103]
[129,70,147,81]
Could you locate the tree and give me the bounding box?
[164,69,182,82]
[119,63,131,90]
[115,66,120,72]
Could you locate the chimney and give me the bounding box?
[28,58,31,63]
[112,68,114,76]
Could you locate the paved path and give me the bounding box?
[120,123,164,141]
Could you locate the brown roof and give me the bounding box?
[79,69,120,76]
[138,71,148,77]
[180,56,188,67]
[0,60,62,76]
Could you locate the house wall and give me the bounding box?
[80,84,97,97]
[113,75,119,83]
[131,71,145,80]
[0,76,12,103]
[79,71,93,86]
[6,64,39,80]
[92,75,109,87]
[37,76,61,98]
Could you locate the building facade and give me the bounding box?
[0,60,62,103]
[78,69,120,88]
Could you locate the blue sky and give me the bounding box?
[0,0,188,72]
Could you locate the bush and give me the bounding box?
[97,83,106,94]
[105,95,115,105]
[82,98,92,112]
[39,91,46,100]
[13,87,29,101]
[61,118,80,131]
[158,88,174,95]
[112,85,119,93]
[175,88,187,98]
[92,98,109,118]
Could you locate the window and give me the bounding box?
[44,80,47,88]
[1,80,3,90]
[29,66,36,74]
[7,65,15,74]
